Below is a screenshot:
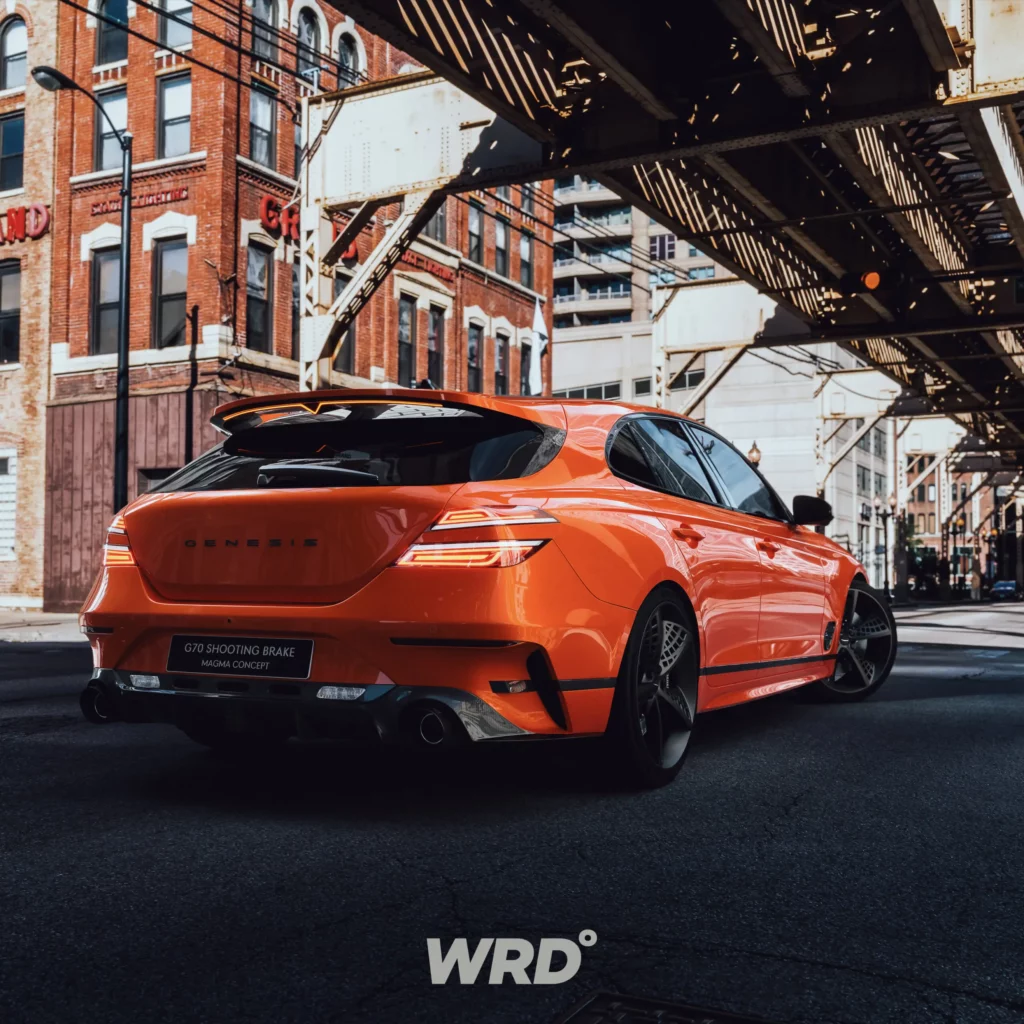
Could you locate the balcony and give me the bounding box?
[553,181,621,206]
[553,290,634,315]
[553,255,633,279]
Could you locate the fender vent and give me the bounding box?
[525,650,567,730]
[823,620,836,650]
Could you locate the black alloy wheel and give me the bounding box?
[811,578,897,702]
[608,587,699,788]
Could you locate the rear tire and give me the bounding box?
[177,720,289,755]
[806,578,897,703]
[606,587,699,789]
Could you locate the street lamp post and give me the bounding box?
[33,65,133,514]
[873,492,896,599]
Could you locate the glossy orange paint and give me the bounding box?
[81,388,868,739]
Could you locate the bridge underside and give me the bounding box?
[333,0,1024,461]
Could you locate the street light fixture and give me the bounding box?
[873,493,896,600]
[33,65,133,514]
[747,440,761,466]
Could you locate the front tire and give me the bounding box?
[808,578,897,702]
[606,587,699,788]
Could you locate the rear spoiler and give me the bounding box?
[210,388,566,435]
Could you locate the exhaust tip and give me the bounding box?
[80,683,116,724]
[418,709,447,746]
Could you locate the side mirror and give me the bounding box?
[792,494,833,527]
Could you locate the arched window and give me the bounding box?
[96,0,129,65]
[337,32,358,86]
[0,18,26,90]
[296,9,320,78]
[252,0,277,62]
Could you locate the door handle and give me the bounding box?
[757,539,780,557]
[672,526,704,548]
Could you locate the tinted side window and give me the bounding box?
[688,424,786,519]
[631,419,716,503]
[608,423,659,489]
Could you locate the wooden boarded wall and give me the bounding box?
[44,389,223,611]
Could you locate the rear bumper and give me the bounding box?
[89,668,531,743]
[80,542,630,737]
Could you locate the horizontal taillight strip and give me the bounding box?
[431,506,557,531]
[394,540,546,568]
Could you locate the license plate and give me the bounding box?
[167,635,314,679]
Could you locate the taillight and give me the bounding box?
[395,540,547,568]
[430,506,557,530]
[103,513,136,566]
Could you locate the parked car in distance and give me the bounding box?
[989,580,1021,602]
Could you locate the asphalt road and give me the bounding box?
[2,641,1024,1024]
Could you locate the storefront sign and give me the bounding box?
[90,186,189,216]
[0,204,49,243]
[401,249,456,282]
[259,195,299,241]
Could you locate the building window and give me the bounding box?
[91,248,120,356]
[873,427,886,458]
[153,238,187,348]
[0,113,22,189]
[633,376,652,397]
[296,8,321,79]
[554,381,621,400]
[97,0,129,65]
[0,18,26,90]
[427,304,444,386]
[856,465,871,495]
[928,512,936,534]
[0,261,19,364]
[138,467,179,492]
[423,202,446,244]
[0,447,14,561]
[468,203,483,264]
[245,243,272,353]
[494,217,509,277]
[519,340,532,395]
[249,86,276,168]
[397,294,416,387]
[688,244,700,258]
[467,322,482,393]
[294,118,302,177]
[494,184,511,203]
[157,73,191,159]
[917,513,925,534]
[928,483,936,502]
[650,234,675,260]
[94,88,126,172]
[520,183,535,217]
[874,472,885,496]
[252,0,278,62]
[331,274,355,373]
[337,32,360,85]
[494,333,509,395]
[687,265,714,280]
[160,0,192,49]
[519,231,533,289]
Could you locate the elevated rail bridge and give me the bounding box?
[303,0,1024,476]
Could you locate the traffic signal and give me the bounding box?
[837,269,907,295]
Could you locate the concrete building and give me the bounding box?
[0,1,57,610]
[38,2,551,610]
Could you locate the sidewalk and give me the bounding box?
[893,601,1024,649]
[0,611,84,643]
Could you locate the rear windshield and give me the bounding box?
[154,401,564,491]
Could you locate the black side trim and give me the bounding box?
[558,677,616,691]
[525,650,567,730]
[701,653,837,677]
[390,638,518,648]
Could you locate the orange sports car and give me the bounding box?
[79,390,897,787]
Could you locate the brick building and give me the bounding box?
[0,0,57,610]
[40,0,551,610]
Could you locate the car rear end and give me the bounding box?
[81,391,631,748]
